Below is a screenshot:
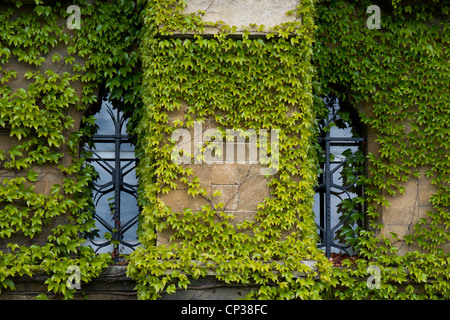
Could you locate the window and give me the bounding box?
[82,96,140,261]
[314,96,365,257]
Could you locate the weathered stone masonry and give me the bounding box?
[1,0,444,299]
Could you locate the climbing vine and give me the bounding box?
[0,0,448,300]
[0,0,143,299]
[126,0,332,300]
[314,0,449,299]
[127,0,449,300]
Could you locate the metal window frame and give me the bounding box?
[84,100,140,262]
[315,98,366,258]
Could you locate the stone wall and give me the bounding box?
[0,266,257,300]
[183,0,301,34]
[1,0,444,300]
[158,100,272,245]
[0,3,86,254]
[358,101,447,255]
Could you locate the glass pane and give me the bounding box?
[91,160,114,184]
[121,142,134,152]
[314,96,364,257]
[330,125,352,138]
[92,142,115,152]
[94,102,116,135]
[120,191,139,240]
[121,117,129,135]
[83,97,140,257]
[93,190,115,237]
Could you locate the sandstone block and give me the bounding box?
[160,189,209,213]
[418,179,438,207]
[212,163,238,185]
[384,179,418,208]
[382,206,418,225]
[212,184,238,211]
[183,0,301,34]
[237,165,269,211]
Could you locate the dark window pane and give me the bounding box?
[83,96,140,260]
[314,97,365,257]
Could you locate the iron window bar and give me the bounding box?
[315,97,365,258]
[83,99,140,262]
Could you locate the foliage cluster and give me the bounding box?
[0,0,448,300]
[126,0,332,300]
[127,0,449,299]
[314,0,449,299]
[0,0,143,299]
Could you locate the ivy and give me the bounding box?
[0,0,448,300]
[127,0,449,300]
[314,0,449,299]
[0,0,143,299]
[125,0,333,300]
